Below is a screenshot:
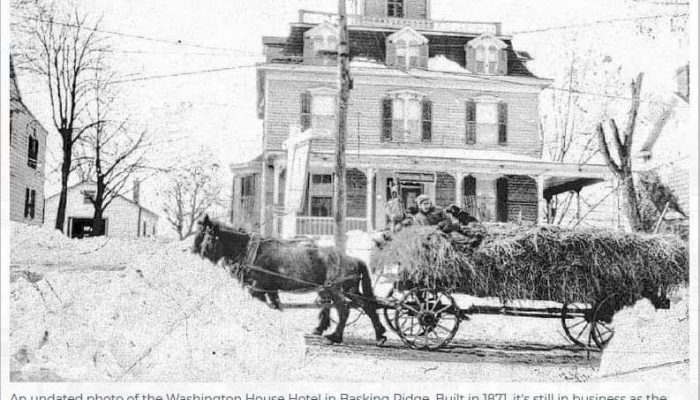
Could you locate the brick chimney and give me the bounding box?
[133,180,141,205]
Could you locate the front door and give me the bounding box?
[401,185,423,212]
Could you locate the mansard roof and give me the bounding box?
[272,25,535,77]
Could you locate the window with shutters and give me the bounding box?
[382,91,430,143]
[498,102,508,144]
[421,100,432,142]
[465,99,476,144]
[24,188,36,219]
[382,98,393,141]
[300,87,337,133]
[387,0,404,18]
[386,27,428,69]
[27,131,38,169]
[300,92,312,131]
[465,34,508,75]
[466,96,507,145]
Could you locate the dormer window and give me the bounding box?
[386,27,428,69]
[303,22,339,65]
[466,33,508,75]
[387,0,404,18]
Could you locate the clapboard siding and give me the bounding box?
[264,75,542,157]
[9,104,48,225]
[44,182,158,238]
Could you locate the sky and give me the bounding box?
[9,0,691,230]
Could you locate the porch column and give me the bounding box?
[454,172,464,207]
[365,167,376,231]
[537,174,547,225]
[272,163,281,207]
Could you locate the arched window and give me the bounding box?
[386,27,428,69]
[475,45,486,73]
[488,45,499,73]
[465,34,508,75]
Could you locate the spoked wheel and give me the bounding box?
[383,287,401,332]
[561,302,596,347]
[561,298,616,350]
[394,288,461,350]
[591,294,617,349]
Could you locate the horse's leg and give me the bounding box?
[324,289,349,344]
[313,306,331,335]
[266,291,282,311]
[249,288,267,304]
[360,298,387,344]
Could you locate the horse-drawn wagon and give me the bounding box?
[369,223,687,351]
[193,216,687,352]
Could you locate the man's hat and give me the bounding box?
[416,194,431,205]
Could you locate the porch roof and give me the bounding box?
[309,147,612,196]
[346,147,611,179]
[230,154,264,174]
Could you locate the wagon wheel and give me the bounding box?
[394,288,461,350]
[561,302,596,347]
[561,298,616,349]
[382,287,401,333]
[591,294,617,349]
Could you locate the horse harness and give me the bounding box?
[224,232,361,293]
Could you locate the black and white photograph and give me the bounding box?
[0,0,697,393]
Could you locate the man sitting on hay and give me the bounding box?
[413,195,447,226]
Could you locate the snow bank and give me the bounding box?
[9,222,308,381]
[428,55,472,73]
[596,286,689,381]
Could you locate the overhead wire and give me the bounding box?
[13,13,257,55]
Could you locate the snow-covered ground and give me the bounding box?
[8,223,690,382]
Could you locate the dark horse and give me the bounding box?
[192,215,387,345]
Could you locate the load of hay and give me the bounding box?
[371,224,688,308]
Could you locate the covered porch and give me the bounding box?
[266,146,614,239]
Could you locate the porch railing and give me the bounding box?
[298,9,501,35]
[296,216,367,237]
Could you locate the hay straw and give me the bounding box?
[371,225,688,308]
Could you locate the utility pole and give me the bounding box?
[335,0,350,253]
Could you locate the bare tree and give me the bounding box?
[539,47,622,225]
[20,6,105,232]
[597,72,644,231]
[160,159,223,240]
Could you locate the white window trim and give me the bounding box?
[470,95,505,144]
[387,90,426,139]
[465,34,507,75]
[307,86,337,117]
